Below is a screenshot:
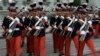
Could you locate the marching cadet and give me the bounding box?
[18,12,26,47]
[33,2,49,56]
[57,4,68,56]
[49,2,63,53]
[57,5,69,56]
[2,2,22,56]
[64,6,81,56]
[24,2,37,56]
[2,2,16,56]
[77,7,97,56]
[49,11,57,53]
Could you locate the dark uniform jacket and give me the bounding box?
[2,16,22,37]
[92,18,100,26]
[19,17,25,30]
[79,19,93,40]
[61,18,70,37]
[24,16,48,37]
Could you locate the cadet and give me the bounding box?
[18,11,26,47]
[24,2,37,56]
[2,2,22,56]
[33,2,49,56]
[77,7,97,56]
[64,5,81,56]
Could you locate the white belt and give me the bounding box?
[8,28,20,33]
[13,28,20,30]
[35,26,44,30]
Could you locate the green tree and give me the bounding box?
[74,0,81,6]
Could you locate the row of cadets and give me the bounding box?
[77,7,97,56]
[2,1,23,56]
[33,2,49,56]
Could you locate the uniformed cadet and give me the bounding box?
[57,4,68,56]
[49,10,57,53]
[49,2,63,53]
[64,5,81,56]
[2,2,16,56]
[2,2,22,56]
[18,12,26,47]
[77,7,97,56]
[33,2,49,56]
[24,2,37,56]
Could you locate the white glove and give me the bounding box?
[80,31,86,35]
[86,31,89,33]
[75,19,78,21]
[55,15,58,18]
[95,15,99,18]
[68,27,73,31]
[43,16,48,21]
[28,27,32,31]
[89,14,93,18]
[36,16,39,19]
[61,16,64,19]
[8,29,12,33]
[88,21,92,25]
[53,25,57,29]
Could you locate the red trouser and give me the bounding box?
[6,39,10,54]
[27,35,34,53]
[53,32,60,52]
[58,35,65,54]
[94,24,100,37]
[78,38,96,56]
[20,30,25,45]
[33,36,46,56]
[8,36,22,56]
[65,35,79,56]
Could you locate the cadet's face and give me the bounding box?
[64,11,68,17]
[79,13,85,19]
[11,12,17,17]
[29,12,33,16]
[57,11,62,16]
[32,11,36,16]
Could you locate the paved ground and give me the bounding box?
[0,33,100,56]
